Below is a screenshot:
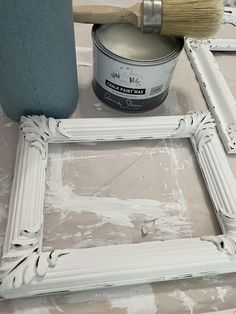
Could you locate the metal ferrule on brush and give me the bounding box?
[143,0,162,33]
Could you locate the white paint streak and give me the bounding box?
[76,46,92,67]
[48,149,173,161]
[203,276,223,285]
[0,168,12,196]
[169,290,196,314]
[94,102,103,111]
[50,298,64,313]
[0,202,6,225]
[164,91,185,116]
[0,169,11,226]
[216,286,229,303]
[12,297,49,314]
[4,122,15,127]
[110,285,157,314]
[62,284,157,314]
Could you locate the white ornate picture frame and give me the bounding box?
[1,112,236,299]
[185,7,236,154]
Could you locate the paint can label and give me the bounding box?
[93,45,179,101]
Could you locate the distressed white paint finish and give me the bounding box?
[179,114,236,233]
[184,9,236,154]
[223,7,236,26]
[206,39,236,51]
[21,115,183,147]
[1,112,236,299]
[20,115,69,159]
[3,238,236,299]
[185,39,236,154]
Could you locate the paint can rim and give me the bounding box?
[92,24,184,66]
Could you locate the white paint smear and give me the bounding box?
[0,169,12,225]
[0,168,12,196]
[4,122,15,127]
[76,46,92,66]
[169,290,196,314]
[12,297,50,314]
[45,149,192,238]
[0,202,6,225]
[216,286,230,303]
[62,284,157,314]
[110,284,157,314]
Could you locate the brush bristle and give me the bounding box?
[161,0,223,38]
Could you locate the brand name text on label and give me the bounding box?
[106,80,146,95]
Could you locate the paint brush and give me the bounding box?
[73,0,223,38]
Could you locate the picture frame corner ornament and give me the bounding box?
[0,249,70,291]
[18,115,69,158]
[175,111,215,149]
[201,234,236,257]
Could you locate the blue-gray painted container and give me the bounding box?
[0,0,78,121]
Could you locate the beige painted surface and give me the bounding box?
[1,10,236,314]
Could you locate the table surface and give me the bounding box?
[1,6,236,314]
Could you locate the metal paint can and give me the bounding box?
[92,23,184,113]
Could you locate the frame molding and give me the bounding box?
[1,112,236,299]
[185,8,236,154]
[224,7,236,26]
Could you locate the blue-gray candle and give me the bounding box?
[0,0,78,121]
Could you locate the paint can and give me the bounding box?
[92,23,184,113]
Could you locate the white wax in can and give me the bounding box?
[97,23,178,61]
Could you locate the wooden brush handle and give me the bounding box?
[73,4,143,28]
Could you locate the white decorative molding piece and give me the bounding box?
[223,7,236,25]
[20,115,69,159]
[206,39,236,51]
[1,113,236,299]
[202,233,236,256]
[185,16,236,154]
